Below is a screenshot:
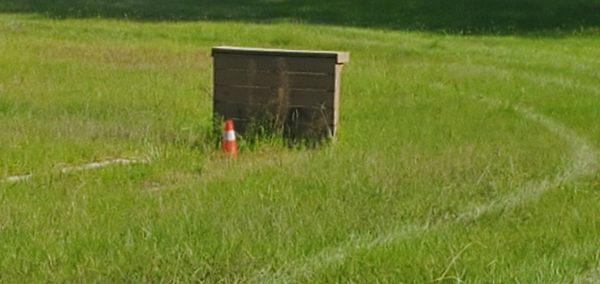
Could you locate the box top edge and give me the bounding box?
[212,46,349,64]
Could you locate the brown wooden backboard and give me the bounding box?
[211,46,349,140]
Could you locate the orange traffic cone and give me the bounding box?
[222,119,238,158]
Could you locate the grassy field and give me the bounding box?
[1,1,600,282]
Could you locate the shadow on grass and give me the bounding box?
[0,0,599,35]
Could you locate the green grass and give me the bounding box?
[1,3,600,282]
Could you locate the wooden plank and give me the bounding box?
[212,46,349,64]
[214,69,335,90]
[214,85,274,105]
[214,85,335,107]
[214,101,254,120]
[284,106,335,139]
[214,101,279,120]
[214,102,333,122]
[214,101,335,138]
[285,106,334,124]
[333,64,344,135]
[287,89,334,107]
[214,54,336,74]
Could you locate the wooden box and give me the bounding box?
[211,46,349,140]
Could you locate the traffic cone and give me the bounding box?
[221,119,238,158]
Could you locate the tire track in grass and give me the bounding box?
[58,158,150,173]
[1,173,33,183]
[253,97,598,283]
[576,265,600,284]
[456,61,600,97]
[1,157,150,184]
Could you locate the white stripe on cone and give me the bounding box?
[223,130,236,141]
